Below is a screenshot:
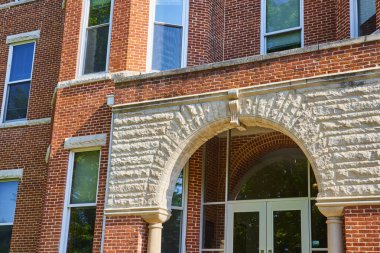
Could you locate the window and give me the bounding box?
[162,167,188,253]
[0,180,19,253]
[80,0,112,75]
[1,42,35,122]
[351,0,377,37]
[60,150,100,253]
[148,0,188,71]
[261,0,303,54]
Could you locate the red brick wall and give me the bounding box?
[0,124,51,252]
[345,205,380,253]
[38,81,113,252]
[377,0,380,29]
[304,0,336,45]
[115,40,380,105]
[336,0,351,40]
[103,216,148,253]
[0,0,64,252]
[185,147,203,253]
[187,0,211,66]
[224,0,261,60]
[0,0,64,120]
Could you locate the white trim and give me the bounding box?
[146,0,189,72]
[77,0,114,77]
[0,0,36,10]
[59,149,101,253]
[0,117,51,129]
[260,0,304,54]
[64,134,107,150]
[6,30,40,44]
[0,41,36,123]
[0,169,23,179]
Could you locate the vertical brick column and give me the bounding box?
[335,0,351,39]
[377,0,380,30]
[186,146,204,253]
[345,206,380,253]
[103,216,148,253]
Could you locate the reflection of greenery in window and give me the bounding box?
[162,170,185,253]
[273,210,301,253]
[67,207,96,253]
[70,151,100,204]
[172,171,183,207]
[267,0,300,32]
[233,212,260,253]
[88,0,111,26]
[64,151,100,253]
[162,210,182,253]
[237,154,308,200]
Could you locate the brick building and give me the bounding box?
[1,0,380,253]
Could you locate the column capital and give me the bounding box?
[141,208,171,224]
[317,205,344,218]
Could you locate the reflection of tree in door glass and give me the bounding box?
[233,212,260,253]
[273,210,301,253]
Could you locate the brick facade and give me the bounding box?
[1,0,380,252]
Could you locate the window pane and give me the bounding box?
[152,25,182,71]
[0,225,12,253]
[155,0,183,25]
[203,205,225,249]
[311,200,327,249]
[9,43,34,82]
[358,0,376,36]
[5,81,30,121]
[235,148,308,200]
[66,207,96,253]
[0,181,19,223]
[162,209,182,253]
[273,210,302,253]
[267,30,301,53]
[84,25,109,74]
[70,151,100,204]
[172,171,183,207]
[88,0,111,27]
[234,212,260,253]
[266,0,300,33]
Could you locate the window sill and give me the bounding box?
[0,117,51,129]
[0,0,37,10]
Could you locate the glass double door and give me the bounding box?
[227,199,309,253]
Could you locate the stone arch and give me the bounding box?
[108,78,380,214]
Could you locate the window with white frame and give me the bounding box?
[1,42,35,122]
[351,0,377,37]
[0,180,19,253]
[162,167,188,253]
[60,150,100,253]
[80,0,112,75]
[149,0,188,71]
[261,0,303,54]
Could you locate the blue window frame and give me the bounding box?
[0,180,19,253]
[2,42,35,122]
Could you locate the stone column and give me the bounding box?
[142,211,171,253]
[318,206,344,253]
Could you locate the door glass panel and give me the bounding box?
[273,210,301,253]
[233,212,260,253]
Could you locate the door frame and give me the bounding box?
[227,198,310,253]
